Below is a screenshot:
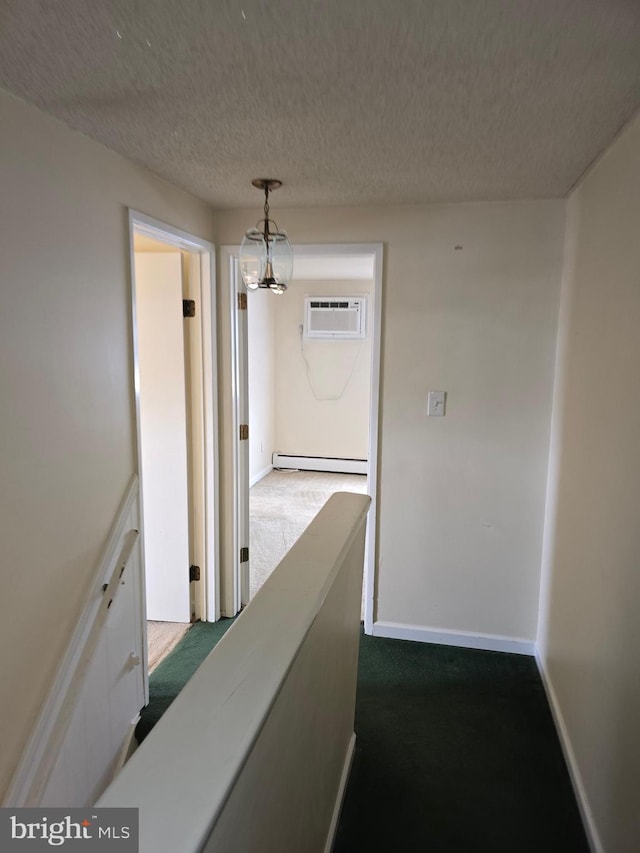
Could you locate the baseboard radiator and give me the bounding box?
[273,452,367,475]
[98,492,371,853]
[4,475,146,808]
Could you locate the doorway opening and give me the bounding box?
[129,211,219,678]
[224,243,382,631]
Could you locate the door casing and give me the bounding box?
[222,242,383,631]
[128,210,220,639]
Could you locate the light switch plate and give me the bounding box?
[427,390,446,416]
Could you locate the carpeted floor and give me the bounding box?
[146,621,191,673]
[135,624,589,852]
[135,619,235,743]
[249,470,368,599]
[333,633,589,853]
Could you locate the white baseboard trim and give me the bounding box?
[323,732,356,853]
[273,453,367,476]
[250,464,273,488]
[372,620,536,656]
[534,648,603,853]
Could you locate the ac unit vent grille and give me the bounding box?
[304,296,366,340]
[309,301,350,309]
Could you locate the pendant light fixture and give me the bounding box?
[239,179,293,295]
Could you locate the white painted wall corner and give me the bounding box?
[249,464,274,488]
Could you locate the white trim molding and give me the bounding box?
[372,620,536,656]
[535,650,604,853]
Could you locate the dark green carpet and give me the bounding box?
[136,624,589,853]
[333,633,589,853]
[135,618,235,742]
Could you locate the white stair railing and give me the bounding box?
[98,491,370,853]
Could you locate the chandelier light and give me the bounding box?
[239,179,293,295]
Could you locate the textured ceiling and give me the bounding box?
[1,1,640,209]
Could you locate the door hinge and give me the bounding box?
[238,292,247,311]
[189,564,201,582]
[240,547,249,563]
[239,424,249,441]
[183,299,196,318]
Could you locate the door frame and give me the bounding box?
[222,242,383,632]
[222,252,250,614]
[128,210,220,627]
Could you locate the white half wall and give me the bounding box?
[213,202,565,639]
[0,89,214,799]
[274,278,373,459]
[247,288,276,484]
[537,112,640,853]
[98,493,370,853]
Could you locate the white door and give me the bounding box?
[135,252,191,623]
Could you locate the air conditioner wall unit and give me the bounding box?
[303,296,366,340]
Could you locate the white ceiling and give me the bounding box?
[1,1,640,209]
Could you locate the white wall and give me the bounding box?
[0,89,214,799]
[214,201,565,639]
[274,279,372,459]
[247,288,276,483]
[538,113,640,853]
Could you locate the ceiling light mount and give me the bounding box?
[251,178,282,192]
[240,178,293,295]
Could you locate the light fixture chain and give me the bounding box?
[263,187,270,223]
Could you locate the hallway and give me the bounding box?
[333,634,589,853]
[137,623,588,852]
